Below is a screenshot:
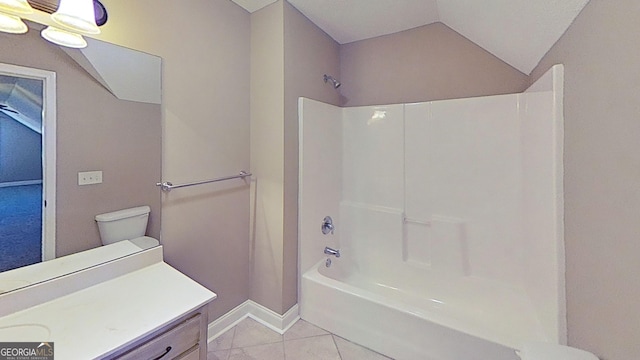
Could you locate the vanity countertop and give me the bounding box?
[0,240,143,294]
[0,251,216,359]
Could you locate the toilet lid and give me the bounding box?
[517,342,598,360]
[129,236,160,250]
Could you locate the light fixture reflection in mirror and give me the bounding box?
[0,12,27,33]
[0,0,32,33]
[0,0,33,15]
[50,0,100,35]
[0,0,104,48]
[43,0,100,48]
[41,25,86,48]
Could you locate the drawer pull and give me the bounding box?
[151,346,172,360]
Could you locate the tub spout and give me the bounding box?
[324,246,340,258]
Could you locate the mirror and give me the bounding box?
[0,26,162,294]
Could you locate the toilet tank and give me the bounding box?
[95,206,151,245]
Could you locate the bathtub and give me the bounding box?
[300,257,548,360]
[298,70,565,359]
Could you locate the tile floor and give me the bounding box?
[208,318,392,360]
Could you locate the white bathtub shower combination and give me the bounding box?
[298,65,565,360]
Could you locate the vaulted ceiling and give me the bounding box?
[0,75,43,134]
[231,0,591,75]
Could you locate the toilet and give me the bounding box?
[95,205,159,249]
[517,342,599,360]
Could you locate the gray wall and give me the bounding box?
[10,7,633,356]
[339,22,529,106]
[0,113,42,183]
[98,0,251,320]
[249,0,286,314]
[249,0,341,315]
[531,1,640,359]
[283,0,341,312]
[0,29,162,257]
[96,2,640,357]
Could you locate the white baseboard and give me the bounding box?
[0,180,43,188]
[248,301,300,335]
[208,301,299,343]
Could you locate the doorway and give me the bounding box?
[0,63,55,272]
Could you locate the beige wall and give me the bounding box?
[339,22,529,107]
[249,0,286,314]
[283,1,341,312]
[0,29,161,257]
[88,3,640,356]
[530,1,640,359]
[98,0,251,320]
[249,0,340,314]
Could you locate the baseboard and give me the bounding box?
[0,180,43,188]
[207,301,253,343]
[247,301,300,335]
[207,301,299,343]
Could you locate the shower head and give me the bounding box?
[323,74,341,89]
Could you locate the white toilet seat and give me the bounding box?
[129,236,160,250]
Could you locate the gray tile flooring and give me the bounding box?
[208,318,392,360]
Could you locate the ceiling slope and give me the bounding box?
[287,0,440,45]
[232,0,591,75]
[232,0,278,13]
[438,0,590,74]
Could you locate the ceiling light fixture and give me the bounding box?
[0,0,33,34]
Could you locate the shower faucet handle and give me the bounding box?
[321,216,335,235]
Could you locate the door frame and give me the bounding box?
[0,62,56,261]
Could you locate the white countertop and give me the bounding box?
[0,240,143,294]
[0,251,216,359]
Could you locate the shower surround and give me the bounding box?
[298,66,565,360]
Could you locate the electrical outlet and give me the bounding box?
[78,171,103,185]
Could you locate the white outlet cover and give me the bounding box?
[78,171,103,185]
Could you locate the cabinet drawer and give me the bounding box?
[115,314,201,360]
[174,345,200,360]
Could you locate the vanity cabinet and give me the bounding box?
[109,307,208,360]
[175,347,200,360]
[0,248,217,360]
